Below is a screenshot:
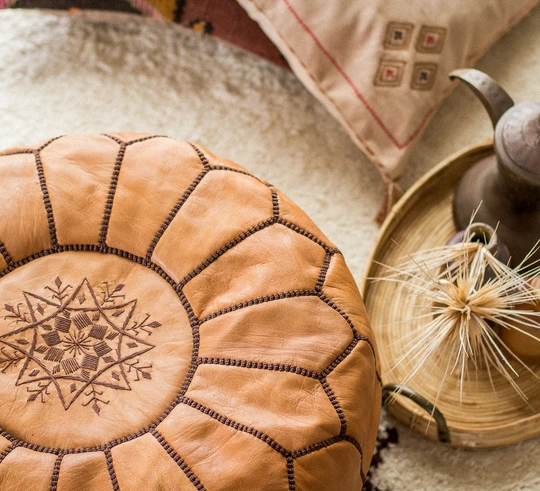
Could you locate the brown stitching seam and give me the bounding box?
[145,168,209,262]
[199,289,318,324]
[49,453,63,491]
[271,188,280,219]
[0,442,17,465]
[315,252,332,292]
[320,378,347,435]
[102,134,124,145]
[35,149,59,249]
[0,149,35,156]
[286,456,296,491]
[37,136,64,152]
[290,435,340,458]
[99,143,127,247]
[317,293,382,385]
[317,293,357,335]
[208,164,263,182]
[102,134,168,146]
[0,425,129,454]
[320,336,360,378]
[176,291,200,398]
[181,396,288,456]
[187,143,210,168]
[342,435,366,484]
[126,135,168,146]
[178,216,278,289]
[0,240,14,268]
[292,435,365,483]
[197,357,319,379]
[177,347,199,399]
[0,245,178,289]
[178,289,198,326]
[277,218,339,254]
[150,429,206,491]
[104,448,120,491]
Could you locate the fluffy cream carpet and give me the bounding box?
[0,7,539,490]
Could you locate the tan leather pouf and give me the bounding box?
[0,134,381,491]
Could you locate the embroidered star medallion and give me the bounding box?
[0,277,162,414]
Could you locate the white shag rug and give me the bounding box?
[0,7,539,490]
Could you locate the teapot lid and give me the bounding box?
[501,102,540,176]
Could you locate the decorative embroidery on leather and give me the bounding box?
[415,25,447,54]
[373,60,406,88]
[411,62,438,91]
[0,277,162,414]
[383,22,414,50]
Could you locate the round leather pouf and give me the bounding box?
[0,133,381,491]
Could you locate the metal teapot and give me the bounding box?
[451,69,540,266]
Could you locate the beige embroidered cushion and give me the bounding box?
[238,0,536,181]
[0,133,380,490]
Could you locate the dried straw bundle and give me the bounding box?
[376,228,540,408]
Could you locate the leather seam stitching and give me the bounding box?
[99,143,127,248]
[104,447,120,491]
[286,456,295,490]
[198,289,318,324]
[145,167,209,262]
[150,429,206,491]
[320,378,347,435]
[178,216,278,289]
[0,240,14,268]
[197,357,319,379]
[0,442,17,465]
[277,218,338,253]
[49,453,64,491]
[181,396,289,456]
[33,136,64,250]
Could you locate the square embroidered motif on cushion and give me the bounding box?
[374,60,406,87]
[415,25,447,54]
[411,63,438,91]
[384,22,414,50]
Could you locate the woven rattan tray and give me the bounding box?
[362,141,540,448]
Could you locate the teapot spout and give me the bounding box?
[449,69,514,128]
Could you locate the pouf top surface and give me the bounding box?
[0,133,380,490]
